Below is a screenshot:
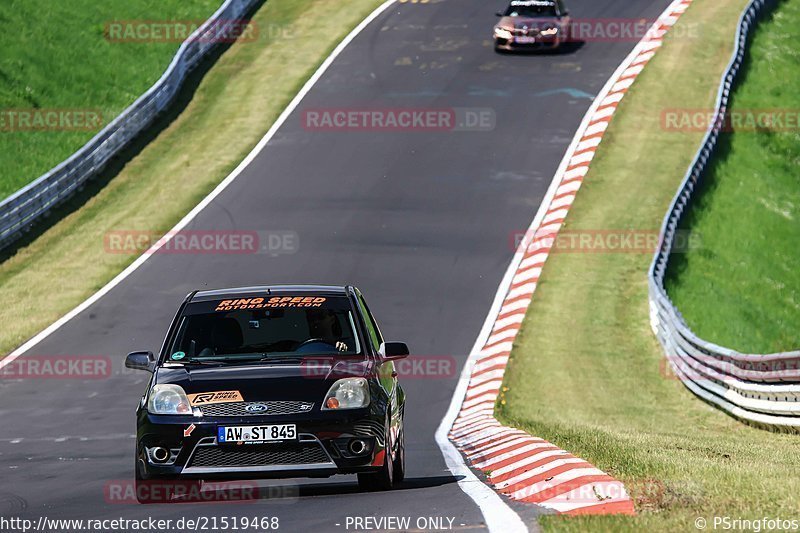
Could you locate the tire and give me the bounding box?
[392,426,405,484]
[134,456,151,505]
[357,431,394,491]
[135,454,201,504]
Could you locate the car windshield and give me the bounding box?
[505,2,558,17]
[167,295,362,363]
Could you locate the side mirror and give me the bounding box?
[126,351,155,372]
[379,342,410,360]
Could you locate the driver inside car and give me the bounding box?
[195,317,243,358]
[306,308,349,352]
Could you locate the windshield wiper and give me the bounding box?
[182,357,262,365]
[258,355,305,363]
[176,355,304,366]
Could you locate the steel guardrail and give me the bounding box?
[648,0,800,429]
[0,0,259,250]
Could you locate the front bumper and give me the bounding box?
[494,36,562,51]
[137,408,386,480]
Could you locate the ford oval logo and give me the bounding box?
[245,403,268,413]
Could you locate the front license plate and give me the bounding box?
[515,36,536,44]
[218,424,297,444]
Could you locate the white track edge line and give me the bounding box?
[1,0,398,369]
[3,0,686,529]
[2,1,530,531]
[436,0,689,522]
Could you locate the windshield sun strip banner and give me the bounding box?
[215,296,328,311]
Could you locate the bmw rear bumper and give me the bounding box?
[494,37,562,51]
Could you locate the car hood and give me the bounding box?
[154,357,373,402]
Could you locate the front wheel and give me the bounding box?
[357,451,393,491]
[135,457,202,504]
[357,431,395,491]
[392,426,405,483]
[134,457,152,504]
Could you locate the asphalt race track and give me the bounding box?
[1,0,672,530]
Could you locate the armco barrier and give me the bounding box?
[648,0,800,429]
[0,0,258,251]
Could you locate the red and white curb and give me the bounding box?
[446,0,693,517]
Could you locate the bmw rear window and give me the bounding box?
[505,1,558,17]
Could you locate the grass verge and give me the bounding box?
[497,0,800,530]
[0,0,384,357]
[665,0,800,354]
[0,0,220,198]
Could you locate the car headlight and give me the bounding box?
[322,378,370,410]
[147,384,192,415]
[494,27,512,40]
[541,27,559,36]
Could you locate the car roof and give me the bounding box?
[190,285,351,302]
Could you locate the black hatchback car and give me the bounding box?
[126,285,408,502]
[494,0,571,52]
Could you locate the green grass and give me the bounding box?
[665,0,800,354]
[0,0,221,198]
[0,0,384,357]
[496,0,800,530]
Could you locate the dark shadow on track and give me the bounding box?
[295,475,465,497]
[170,475,465,504]
[495,40,585,55]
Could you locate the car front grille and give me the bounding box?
[199,401,314,417]
[188,441,331,468]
